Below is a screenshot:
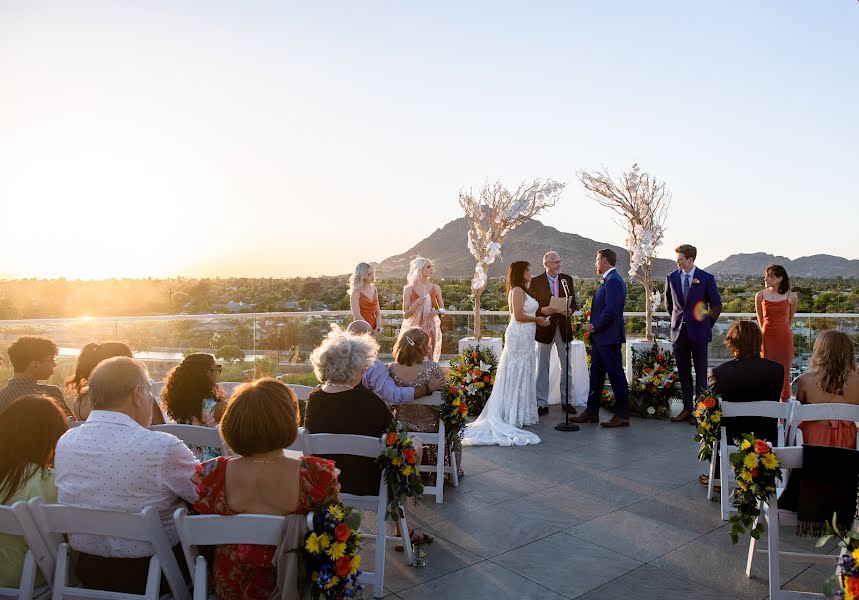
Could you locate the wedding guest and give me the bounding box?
[388,327,461,478]
[755,265,798,400]
[401,257,444,363]
[303,328,430,546]
[0,336,69,416]
[699,320,783,488]
[66,342,134,420]
[161,353,227,460]
[796,330,859,449]
[349,262,382,339]
[193,378,340,600]
[347,320,444,404]
[0,394,67,588]
[54,356,198,594]
[664,244,722,423]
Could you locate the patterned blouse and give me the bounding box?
[192,455,340,600]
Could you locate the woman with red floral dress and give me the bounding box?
[192,378,340,600]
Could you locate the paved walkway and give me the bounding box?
[364,405,835,600]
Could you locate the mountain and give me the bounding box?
[374,218,676,279]
[705,253,859,277]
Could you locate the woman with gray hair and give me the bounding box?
[349,262,382,339]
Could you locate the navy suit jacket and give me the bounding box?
[589,268,626,346]
[664,268,722,344]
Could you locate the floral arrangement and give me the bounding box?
[446,346,498,416]
[728,433,782,544]
[599,387,615,410]
[437,384,469,457]
[819,512,859,599]
[693,390,721,462]
[376,420,423,521]
[304,502,363,599]
[627,342,679,419]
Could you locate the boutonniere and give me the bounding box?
[598,278,605,286]
[691,278,700,287]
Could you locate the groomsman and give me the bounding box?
[531,251,577,416]
[664,244,722,423]
[570,249,630,428]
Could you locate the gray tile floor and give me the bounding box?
[362,405,837,600]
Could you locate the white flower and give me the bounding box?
[479,361,492,372]
[651,290,661,308]
[647,406,656,415]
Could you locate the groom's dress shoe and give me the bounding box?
[671,410,692,423]
[568,411,599,424]
[600,415,630,428]
[537,406,549,416]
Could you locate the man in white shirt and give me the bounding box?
[54,356,198,593]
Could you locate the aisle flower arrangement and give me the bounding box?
[627,342,679,419]
[728,433,782,544]
[693,390,722,462]
[304,502,363,599]
[438,384,469,456]
[570,300,592,364]
[446,346,498,416]
[376,420,424,520]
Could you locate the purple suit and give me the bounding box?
[665,267,722,411]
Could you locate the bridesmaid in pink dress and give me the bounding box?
[755,265,798,400]
[401,257,444,362]
[796,330,859,449]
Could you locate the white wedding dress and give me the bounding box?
[461,293,541,446]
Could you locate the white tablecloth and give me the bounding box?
[543,340,589,406]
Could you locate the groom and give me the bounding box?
[532,251,577,417]
[665,243,722,423]
[570,248,630,428]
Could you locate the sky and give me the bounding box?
[1,1,857,279]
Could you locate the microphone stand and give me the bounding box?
[555,281,580,432]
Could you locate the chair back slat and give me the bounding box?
[771,446,803,469]
[720,400,792,419]
[0,504,25,536]
[175,511,289,546]
[409,391,444,406]
[286,384,313,401]
[792,403,859,423]
[33,503,152,540]
[302,432,382,459]
[148,424,228,452]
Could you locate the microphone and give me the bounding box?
[561,279,571,317]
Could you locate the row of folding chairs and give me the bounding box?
[0,432,413,600]
[706,399,859,521]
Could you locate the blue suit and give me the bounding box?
[665,267,722,411]
[586,268,630,418]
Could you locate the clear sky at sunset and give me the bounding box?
[1,1,857,279]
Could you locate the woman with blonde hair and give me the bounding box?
[349,262,382,338]
[401,257,444,362]
[797,330,859,448]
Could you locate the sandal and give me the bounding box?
[395,529,434,552]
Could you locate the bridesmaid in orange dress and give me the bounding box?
[349,262,382,339]
[755,265,798,400]
[401,257,444,363]
[796,330,859,449]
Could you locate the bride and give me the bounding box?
[462,261,550,447]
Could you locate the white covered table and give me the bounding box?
[543,340,589,407]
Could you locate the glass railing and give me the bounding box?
[1,311,857,390]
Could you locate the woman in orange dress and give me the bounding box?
[401,257,444,363]
[349,262,382,339]
[796,330,859,449]
[755,265,798,399]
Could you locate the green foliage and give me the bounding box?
[215,344,245,363]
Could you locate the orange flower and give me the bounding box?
[483,375,490,383]
[656,354,664,361]
[403,448,416,464]
[385,431,398,446]
[585,310,591,317]
[584,332,590,339]
[644,367,653,374]
[750,468,759,478]
[846,576,859,596]
[448,385,457,394]
[754,440,770,455]
[335,555,353,577]
[472,352,478,359]
[459,403,468,414]
[702,397,717,409]
[663,382,672,388]
[571,323,579,330]
[334,522,352,542]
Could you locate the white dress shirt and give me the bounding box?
[55,410,199,557]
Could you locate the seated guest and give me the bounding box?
[797,330,859,449]
[161,353,227,460]
[304,327,430,546]
[0,336,69,416]
[54,356,198,594]
[700,320,783,488]
[0,394,67,588]
[193,378,340,600]
[388,327,462,478]
[346,320,444,404]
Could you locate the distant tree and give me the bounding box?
[216,344,245,363]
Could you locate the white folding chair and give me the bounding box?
[28,498,189,600]
[788,402,859,448]
[286,384,313,401]
[406,392,458,504]
[708,400,794,521]
[148,424,231,456]
[745,446,835,599]
[302,432,412,599]
[173,507,300,600]
[0,501,54,600]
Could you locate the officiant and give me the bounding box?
[532,251,577,416]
